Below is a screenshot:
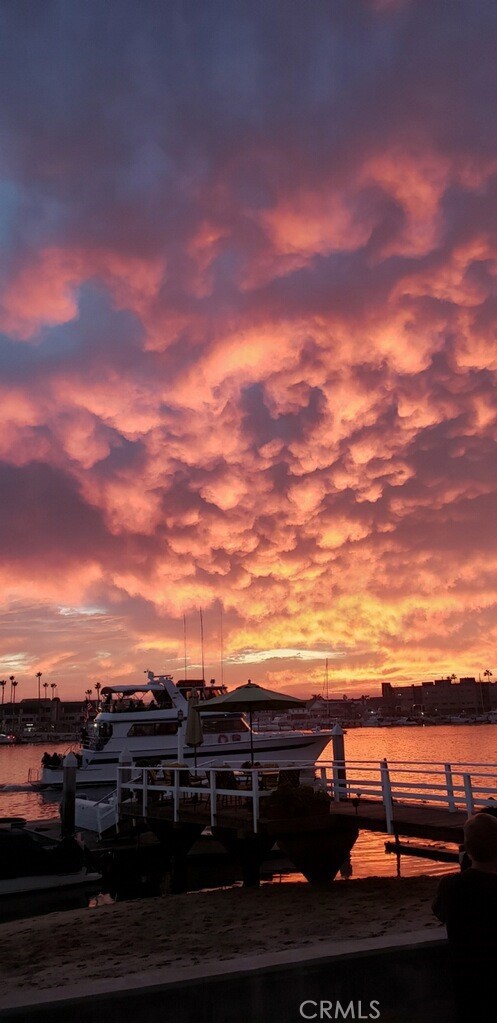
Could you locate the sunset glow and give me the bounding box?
[1,1,497,698]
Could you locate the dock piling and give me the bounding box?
[331,724,347,800]
[380,759,394,833]
[60,752,78,838]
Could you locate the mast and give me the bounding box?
[200,607,205,682]
[183,614,188,682]
[220,605,224,687]
[325,658,330,725]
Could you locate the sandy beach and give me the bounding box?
[0,876,444,1005]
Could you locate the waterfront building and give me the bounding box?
[381,677,497,718]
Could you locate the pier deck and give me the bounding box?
[330,800,466,843]
[120,794,467,842]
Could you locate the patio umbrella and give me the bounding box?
[201,680,305,765]
[185,698,204,770]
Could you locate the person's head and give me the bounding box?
[464,812,497,869]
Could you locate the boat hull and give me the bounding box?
[31,732,331,789]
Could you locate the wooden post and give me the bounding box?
[331,724,346,800]
[380,758,394,834]
[60,752,78,838]
[252,770,260,833]
[209,769,217,827]
[173,768,180,823]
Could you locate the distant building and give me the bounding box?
[1,697,87,739]
[381,677,496,717]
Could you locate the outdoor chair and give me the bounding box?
[277,768,301,788]
[215,770,240,806]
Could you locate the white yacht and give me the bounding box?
[29,672,332,789]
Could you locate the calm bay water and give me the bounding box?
[2,724,495,879]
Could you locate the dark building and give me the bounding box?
[1,698,86,739]
[381,677,496,717]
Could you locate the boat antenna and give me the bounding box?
[200,607,205,682]
[325,657,331,725]
[183,614,188,682]
[220,605,224,687]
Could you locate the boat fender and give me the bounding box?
[218,734,229,743]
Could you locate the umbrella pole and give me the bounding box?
[250,708,254,766]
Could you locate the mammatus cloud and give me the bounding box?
[1,0,497,697]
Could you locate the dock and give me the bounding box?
[89,754,497,886]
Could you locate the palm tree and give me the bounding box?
[43,681,49,701]
[0,680,5,726]
[95,681,101,703]
[50,683,56,700]
[11,677,18,728]
[484,668,493,682]
[85,689,93,703]
[36,671,42,702]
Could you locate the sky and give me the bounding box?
[1,0,497,700]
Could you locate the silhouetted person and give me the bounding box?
[433,813,497,1021]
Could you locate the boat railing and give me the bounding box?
[115,757,497,835]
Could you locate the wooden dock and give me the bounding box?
[330,800,466,843]
[120,793,467,842]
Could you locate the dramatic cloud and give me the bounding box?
[1,0,497,697]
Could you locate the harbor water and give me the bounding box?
[2,723,495,881]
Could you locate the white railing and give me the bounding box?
[116,763,288,834]
[319,758,497,832]
[114,758,497,836]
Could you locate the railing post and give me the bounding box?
[209,769,217,827]
[117,749,132,834]
[332,724,347,800]
[380,758,394,833]
[60,752,78,838]
[142,768,148,816]
[463,772,474,815]
[320,766,328,793]
[444,763,456,812]
[252,770,260,833]
[173,768,180,823]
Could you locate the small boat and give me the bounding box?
[0,818,101,921]
[29,672,332,789]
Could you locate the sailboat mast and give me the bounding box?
[183,614,188,681]
[200,607,205,682]
[325,658,330,724]
[220,605,224,687]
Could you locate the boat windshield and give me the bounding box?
[100,691,173,712]
[176,684,228,701]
